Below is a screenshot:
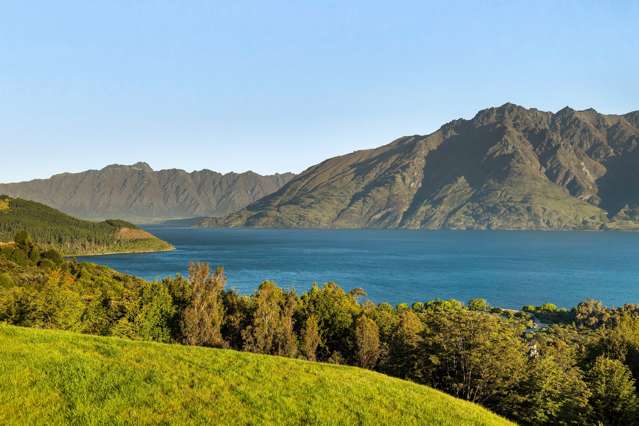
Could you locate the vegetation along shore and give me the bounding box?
[1,233,638,424]
[0,196,173,256]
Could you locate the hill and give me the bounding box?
[0,196,173,255]
[0,325,512,426]
[0,162,294,223]
[204,103,639,230]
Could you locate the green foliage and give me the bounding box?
[384,310,423,378]
[2,240,639,425]
[522,303,572,324]
[300,282,360,361]
[181,263,226,347]
[424,298,464,312]
[300,314,320,361]
[468,298,491,312]
[592,314,639,382]
[354,315,381,369]
[14,230,32,249]
[0,272,14,289]
[416,309,528,406]
[587,357,639,425]
[574,299,610,328]
[504,336,591,425]
[111,280,176,343]
[0,196,172,255]
[242,281,298,357]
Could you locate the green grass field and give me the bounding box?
[0,325,513,425]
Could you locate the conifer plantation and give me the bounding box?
[0,196,173,256]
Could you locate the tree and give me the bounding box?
[587,356,639,425]
[181,263,226,347]
[277,291,298,357]
[40,249,63,265]
[112,280,175,343]
[503,336,591,425]
[242,281,298,357]
[14,231,32,250]
[574,299,609,329]
[417,309,527,406]
[301,314,321,361]
[594,314,639,381]
[221,290,252,349]
[355,315,381,369]
[161,274,192,341]
[386,310,423,378]
[300,282,360,361]
[468,298,491,312]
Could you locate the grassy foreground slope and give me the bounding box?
[0,196,173,256]
[0,325,512,426]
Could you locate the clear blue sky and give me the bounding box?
[1,1,637,182]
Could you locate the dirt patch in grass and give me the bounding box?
[114,227,156,241]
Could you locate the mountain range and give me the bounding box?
[0,163,294,223]
[202,103,639,230]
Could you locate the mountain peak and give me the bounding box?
[209,103,639,231]
[556,106,576,116]
[130,162,153,172]
[0,164,295,223]
[497,102,524,111]
[471,102,535,125]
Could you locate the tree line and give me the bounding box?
[1,233,638,425]
[0,196,166,255]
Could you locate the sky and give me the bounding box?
[1,0,638,182]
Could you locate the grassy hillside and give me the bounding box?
[0,325,512,426]
[0,196,173,255]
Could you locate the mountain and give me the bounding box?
[0,325,512,425]
[0,163,295,223]
[203,104,639,230]
[0,196,173,255]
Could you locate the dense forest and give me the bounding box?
[0,196,172,255]
[1,234,638,425]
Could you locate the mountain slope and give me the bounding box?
[205,104,639,230]
[0,196,172,255]
[0,163,294,223]
[0,325,512,425]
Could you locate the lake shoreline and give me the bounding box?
[66,245,175,258]
[81,227,639,309]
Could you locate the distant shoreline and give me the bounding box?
[68,245,175,258]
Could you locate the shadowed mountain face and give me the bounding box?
[204,104,639,230]
[0,163,294,223]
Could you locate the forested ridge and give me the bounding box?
[1,234,638,424]
[0,196,172,255]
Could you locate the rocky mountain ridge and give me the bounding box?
[202,103,639,230]
[0,163,294,223]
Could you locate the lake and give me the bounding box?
[78,227,639,309]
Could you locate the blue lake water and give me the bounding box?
[78,227,639,309]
